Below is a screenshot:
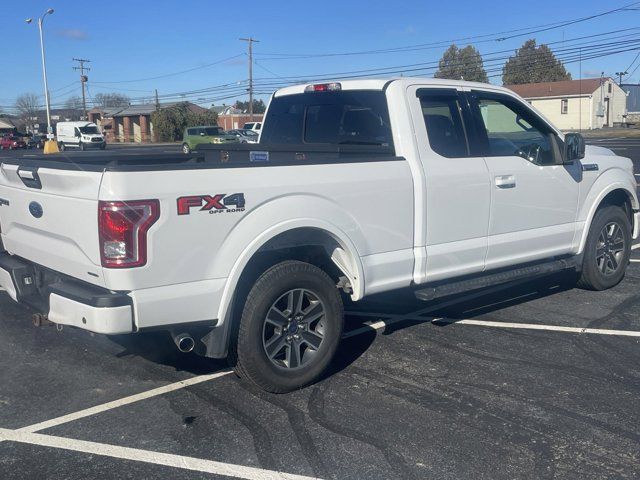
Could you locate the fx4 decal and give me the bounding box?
[177,193,246,215]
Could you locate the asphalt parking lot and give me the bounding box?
[1,137,640,479]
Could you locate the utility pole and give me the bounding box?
[154,89,160,111]
[239,37,259,121]
[615,71,628,85]
[73,58,90,119]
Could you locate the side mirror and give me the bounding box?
[564,133,585,163]
[200,132,205,136]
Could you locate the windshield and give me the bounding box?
[79,126,100,134]
[204,127,223,136]
[242,129,258,137]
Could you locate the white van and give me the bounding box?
[56,122,106,151]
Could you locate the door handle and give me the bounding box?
[495,175,516,189]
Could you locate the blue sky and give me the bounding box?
[1,0,639,112]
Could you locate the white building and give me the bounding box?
[507,78,628,130]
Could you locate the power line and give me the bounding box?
[255,2,640,60]
[91,54,245,84]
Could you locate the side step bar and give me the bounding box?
[415,258,578,302]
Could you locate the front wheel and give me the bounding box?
[59,142,66,151]
[182,143,190,154]
[231,260,344,393]
[79,142,85,151]
[577,205,631,290]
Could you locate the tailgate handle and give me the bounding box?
[17,167,42,190]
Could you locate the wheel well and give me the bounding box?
[598,189,633,223]
[237,228,347,292]
[228,228,352,333]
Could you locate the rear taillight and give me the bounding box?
[98,200,160,268]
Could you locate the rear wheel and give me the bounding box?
[59,142,66,151]
[231,260,344,393]
[577,205,631,290]
[182,143,190,154]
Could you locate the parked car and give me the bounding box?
[181,126,238,154]
[0,78,638,394]
[0,134,27,150]
[227,129,259,143]
[243,121,262,132]
[26,134,45,149]
[56,121,106,151]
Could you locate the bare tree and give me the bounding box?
[14,93,40,132]
[94,92,130,109]
[65,95,83,110]
[64,96,84,120]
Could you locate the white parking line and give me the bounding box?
[344,313,640,338]
[0,429,320,480]
[630,259,640,263]
[18,370,233,433]
[434,318,640,337]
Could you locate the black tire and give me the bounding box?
[100,143,106,150]
[79,142,85,151]
[231,260,344,393]
[59,142,65,151]
[182,143,190,154]
[577,205,631,290]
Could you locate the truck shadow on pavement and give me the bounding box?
[103,272,577,381]
[325,271,578,380]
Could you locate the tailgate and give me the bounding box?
[0,163,105,287]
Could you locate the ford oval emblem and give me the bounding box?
[29,201,43,219]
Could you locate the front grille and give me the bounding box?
[91,138,102,143]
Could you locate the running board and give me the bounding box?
[415,258,577,302]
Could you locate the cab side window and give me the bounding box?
[418,90,469,158]
[471,92,557,166]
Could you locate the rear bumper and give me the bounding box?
[0,252,134,334]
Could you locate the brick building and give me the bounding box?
[88,102,208,143]
[215,105,264,130]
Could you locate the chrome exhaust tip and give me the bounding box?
[174,333,195,353]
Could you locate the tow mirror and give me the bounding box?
[564,133,585,163]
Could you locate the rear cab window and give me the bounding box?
[417,89,470,158]
[261,90,394,151]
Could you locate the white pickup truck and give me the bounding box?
[0,78,638,392]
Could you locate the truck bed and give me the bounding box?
[1,144,399,172]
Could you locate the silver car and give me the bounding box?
[227,129,259,144]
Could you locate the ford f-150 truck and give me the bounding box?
[0,78,638,393]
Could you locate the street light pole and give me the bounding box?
[26,8,58,153]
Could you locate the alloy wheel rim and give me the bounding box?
[262,288,326,370]
[596,221,625,276]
